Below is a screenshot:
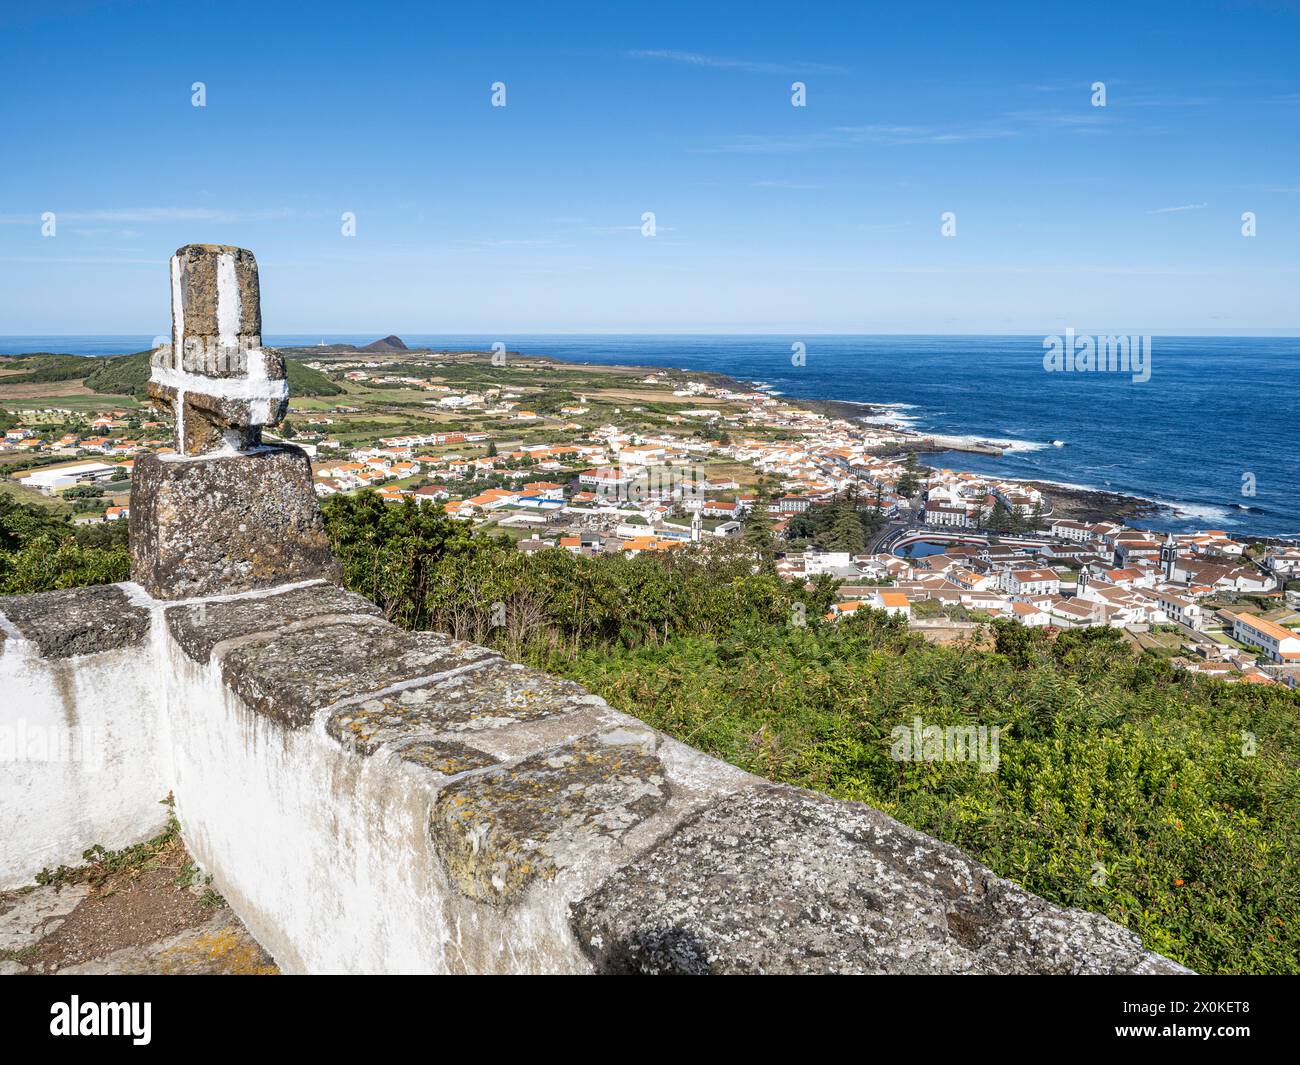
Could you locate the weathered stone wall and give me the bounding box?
[0,587,168,884]
[0,579,1191,974]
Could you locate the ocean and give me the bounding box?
[3,334,1297,537]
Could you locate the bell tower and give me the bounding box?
[1160,533,1178,581]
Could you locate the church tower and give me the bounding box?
[1160,533,1178,581]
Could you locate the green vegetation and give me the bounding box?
[787,498,885,552]
[322,492,828,647]
[0,493,129,594]
[85,350,151,395]
[30,794,225,908]
[1,349,341,401]
[285,360,344,396]
[895,451,923,498]
[319,493,1300,975]
[0,349,152,397]
[0,353,96,384]
[36,797,181,889]
[742,483,775,568]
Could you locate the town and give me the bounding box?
[4,341,1298,689]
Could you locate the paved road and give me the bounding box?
[867,519,912,555]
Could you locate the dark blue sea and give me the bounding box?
[3,334,1296,537]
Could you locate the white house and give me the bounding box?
[1230,613,1300,664]
[1009,600,1052,627]
[871,590,912,618]
[1001,568,1061,597]
[923,504,974,528]
[1149,589,1203,630]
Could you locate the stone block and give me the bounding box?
[568,785,1192,975]
[165,583,381,665]
[326,661,596,754]
[217,619,499,729]
[430,729,669,907]
[0,585,149,660]
[172,241,263,351]
[129,446,340,599]
[396,739,499,776]
[150,244,288,455]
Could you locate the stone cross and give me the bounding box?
[147,244,288,455]
[130,244,339,598]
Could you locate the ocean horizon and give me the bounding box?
[4,333,1297,537]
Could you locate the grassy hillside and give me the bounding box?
[552,622,1299,976]
[0,353,98,384]
[1,349,342,399]
[285,359,343,396]
[85,351,152,395]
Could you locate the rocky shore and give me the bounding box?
[1024,481,1163,525]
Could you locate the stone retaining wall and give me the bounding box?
[0,578,1191,974]
[0,586,167,879]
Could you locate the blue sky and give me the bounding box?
[1,0,1297,334]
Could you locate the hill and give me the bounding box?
[0,349,342,399]
[285,360,344,396]
[85,351,152,395]
[0,353,100,384]
[362,335,408,352]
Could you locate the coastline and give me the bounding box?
[518,357,1214,531]
[725,380,1167,527]
[0,344,1254,534]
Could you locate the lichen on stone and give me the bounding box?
[0,585,149,660]
[325,661,594,753]
[397,740,498,776]
[568,785,1193,975]
[165,583,381,665]
[219,621,498,729]
[430,730,669,907]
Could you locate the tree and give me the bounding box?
[895,452,923,498]
[486,439,498,457]
[743,483,776,571]
[321,491,484,629]
[825,511,866,553]
[985,504,1012,535]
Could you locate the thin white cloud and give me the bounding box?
[750,180,823,190]
[1146,203,1208,214]
[0,256,157,265]
[706,109,1111,153]
[0,207,293,225]
[627,49,845,76]
[452,237,577,249]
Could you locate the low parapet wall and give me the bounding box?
[0,579,1190,974]
[0,586,169,880]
